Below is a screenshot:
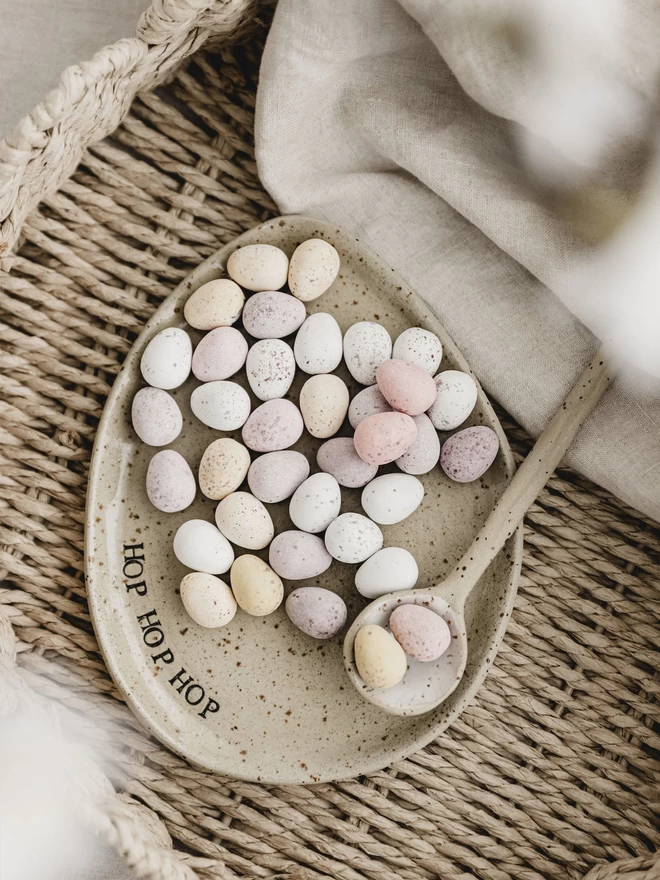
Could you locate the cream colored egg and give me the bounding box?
[299,374,349,438]
[215,491,274,550]
[246,339,296,401]
[184,279,245,330]
[230,555,283,616]
[198,438,251,500]
[354,625,407,689]
[226,244,289,292]
[288,239,340,302]
[179,572,237,628]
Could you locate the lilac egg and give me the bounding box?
[348,384,392,429]
[286,587,347,639]
[242,290,306,339]
[317,437,378,488]
[389,605,451,662]
[395,413,440,475]
[269,531,333,580]
[440,425,499,483]
[247,450,310,503]
[192,326,248,382]
[242,399,304,452]
[146,450,195,513]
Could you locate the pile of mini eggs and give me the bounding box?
[132,238,499,691]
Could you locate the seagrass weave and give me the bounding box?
[0,3,658,879]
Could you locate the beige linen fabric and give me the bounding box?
[256,0,660,522]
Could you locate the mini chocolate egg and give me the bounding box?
[299,374,349,438]
[230,555,283,616]
[294,313,343,374]
[348,384,392,428]
[242,399,304,452]
[395,413,440,474]
[289,473,341,534]
[241,290,306,339]
[389,605,451,661]
[215,491,275,550]
[392,327,443,375]
[183,279,245,329]
[316,437,378,488]
[324,513,383,564]
[355,547,419,598]
[440,425,499,483]
[269,531,333,580]
[131,387,182,446]
[376,359,437,416]
[361,473,424,525]
[246,339,296,401]
[286,587,347,639]
[146,450,195,513]
[180,572,236,628]
[173,519,234,574]
[190,380,251,430]
[353,411,417,465]
[140,327,192,390]
[191,327,248,382]
[198,438,251,500]
[247,450,310,503]
[288,239,340,302]
[343,322,392,385]
[354,625,407,688]
[427,370,478,431]
[226,244,289,292]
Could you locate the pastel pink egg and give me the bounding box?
[389,605,451,662]
[242,399,304,452]
[440,425,499,483]
[376,359,437,416]
[353,412,417,465]
[192,327,248,381]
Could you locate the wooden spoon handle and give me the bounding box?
[440,348,617,606]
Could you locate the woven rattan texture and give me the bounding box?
[1,27,659,880]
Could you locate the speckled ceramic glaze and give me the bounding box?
[86,216,523,784]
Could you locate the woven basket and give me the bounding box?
[0,2,658,879]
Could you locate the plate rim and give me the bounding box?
[86,214,524,784]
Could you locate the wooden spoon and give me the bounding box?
[343,348,616,716]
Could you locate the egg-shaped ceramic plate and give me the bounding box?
[86,216,522,784]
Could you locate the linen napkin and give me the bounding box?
[255,0,660,523]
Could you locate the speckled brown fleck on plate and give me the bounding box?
[86,216,523,784]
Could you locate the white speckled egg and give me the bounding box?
[343,322,392,385]
[180,572,236,628]
[324,513,383,564]
[395,413,440,475]
[140,327,192,390]
[389,605,452,662]
[392,327,443,375]
[173,519,234,574]
[246,339,295,401]
[294,313,343,374]
[289,473,341,534]
[427,370,478,431]
[242,399,304,452]
[288,239,340,302]
[299,374,349,438]
[269,531,333,580]
[247,450,310,503]
[348,385,392,428]
[183,279,244,329]
[241,290,306,339]
[354,625,407,689]
[316,437,378,488]
[198,438,251,500]
[230,555,283,616]
[215,491,274,550]
[355,547,419,598]
[131,387,182,446]
[286,587,347,639]
[190,381,251,430]
[192,327,248,382]
[361,473,424,525]
[146,450,195,513]
[227,244,289,292]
